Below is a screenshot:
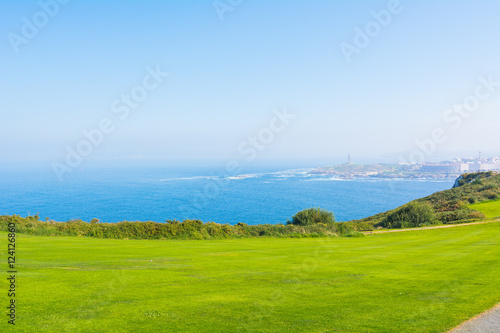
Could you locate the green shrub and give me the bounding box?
[287,208,335,226]
[438,208,485,223]
[336,222,354,234]
[479,184,496,192]
[488,193,499,200]
[378,202,436,228]
[467,197,477,204]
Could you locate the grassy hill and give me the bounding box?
[356,171,500,228]
[469,200,500,219]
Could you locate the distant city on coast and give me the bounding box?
[311,155,500,179]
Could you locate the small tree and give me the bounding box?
[288,207,335,226]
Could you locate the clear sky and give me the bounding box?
[1,0,500,166]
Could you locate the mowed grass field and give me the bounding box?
[2,222,500,332]
[470,199,500,218]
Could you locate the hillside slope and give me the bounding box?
[356,171,500,227]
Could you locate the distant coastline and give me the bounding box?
[310,157,500,180]
[309,165,460,179]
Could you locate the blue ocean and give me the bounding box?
[0,163,455,225]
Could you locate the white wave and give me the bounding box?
[159,176,220,182]
[268,168,315,177]
[302,177,351,182]
[226,174,259,180]
[158,168,318,182]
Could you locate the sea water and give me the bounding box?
[0,163,455,224]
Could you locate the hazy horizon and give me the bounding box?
[2,0,500,170]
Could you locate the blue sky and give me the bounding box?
[1,0,500,166]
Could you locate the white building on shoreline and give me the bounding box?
[421,156,500,173]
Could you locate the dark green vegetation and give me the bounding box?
[377,201,436,228]
[2,222,500,332]
[0,214,364,240]
[285,208,365,237]
[454,171,500,189]
[359,171,500,228]
[287,207,335,226]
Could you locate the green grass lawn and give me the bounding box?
[469,199,500,218]
[2,222,500,332]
